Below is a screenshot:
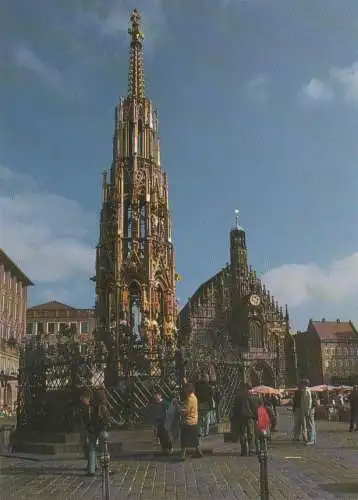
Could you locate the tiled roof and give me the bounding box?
[310,320,358,342]
[0,248,34,286]
[28,301,76,311]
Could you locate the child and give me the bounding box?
[150,391,172,455]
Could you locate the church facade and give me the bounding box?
[178,216,296,389]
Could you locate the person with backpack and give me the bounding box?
[231,383,260,456]
[263,395,277,432]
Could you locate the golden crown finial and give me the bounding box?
[129,9,144,43]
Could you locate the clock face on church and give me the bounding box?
[249,294,261,307]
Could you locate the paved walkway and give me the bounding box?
[1,410,358,499]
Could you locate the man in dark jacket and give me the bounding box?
[349,385,358,432]
[195,373,214,438]
[231,383,260,456]
[148,391,172,454]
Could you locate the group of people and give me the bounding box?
[229,383,273,456]
[148,373,219,461]
[78,375,277,475]
[292,380,358,444]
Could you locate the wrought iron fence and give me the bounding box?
[16,337,99,432]
[16,335,180,432]
[16,329,246,434]
[181,345,243,419]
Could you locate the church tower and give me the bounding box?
[230,210,249,298]
[95,10,177,383]
[229,210,250,346]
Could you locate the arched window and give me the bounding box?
[249,320,258,348]
[129,282,142,340]
[138,120,143,156]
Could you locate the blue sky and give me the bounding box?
[1,0,358,330]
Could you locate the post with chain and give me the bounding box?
[257,429,269,500]
[99,431,111,500]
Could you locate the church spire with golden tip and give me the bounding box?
[128,9,145,99]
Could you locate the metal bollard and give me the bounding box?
[99,431,111,500]
[257,429,269,500]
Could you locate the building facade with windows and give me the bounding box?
[26,301,95,352]
[0,248,33,410]
[295,319,358,385]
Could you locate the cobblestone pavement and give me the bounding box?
[1,410,357,500]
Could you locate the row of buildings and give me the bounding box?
[0,248,95,410]
[1,242,358,410]
[1,10,358,410]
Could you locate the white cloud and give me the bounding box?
[301,78,333,102]
[0,164,95,286]
[301,61,358,104]
[13,46,61,87]
[262,253,358,308]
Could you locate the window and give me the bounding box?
[37,322,44,335]
[47,322,55,334]
[70,323,77,334]
[59,323,67,334]
[27,322,34,335]
[81,322,89,334]
[140,204,146,238]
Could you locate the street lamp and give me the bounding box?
[257,429,269,500]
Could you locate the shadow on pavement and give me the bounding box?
[321,483,358,495]
[0,465,89,477]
